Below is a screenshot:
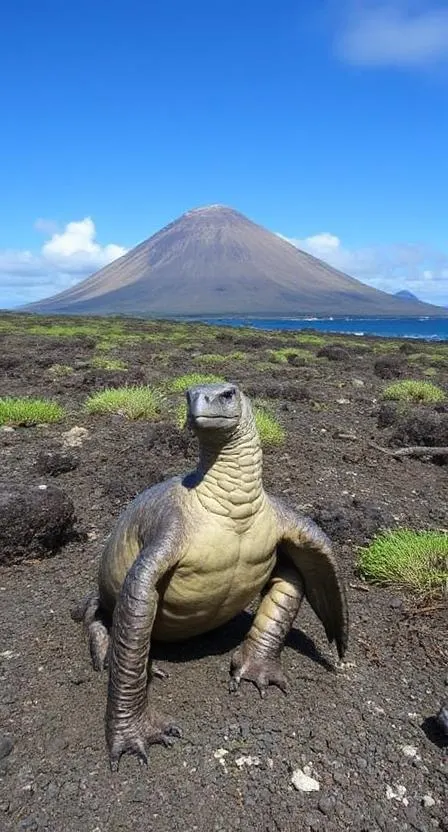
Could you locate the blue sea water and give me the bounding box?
[185,317,448,341]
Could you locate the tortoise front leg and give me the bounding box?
[106,545,182,770]
[229,562,304,696]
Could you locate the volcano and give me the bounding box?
[23,205,448,318]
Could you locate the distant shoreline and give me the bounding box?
[172,315,448,342]
[2,309,448,341]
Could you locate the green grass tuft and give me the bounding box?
[295,333,326,346]
[166,373,226,393]
[372,341,401,354]
[267,347,315,364]
[382,379,446,404]
[407,350,448,365]
[357,529,448,595]
[90,356,128,371]
[47,363,74,378]
[196,351,246,364]
[84,386,165,420]
[254,406,285,445]
[0,396,66,426]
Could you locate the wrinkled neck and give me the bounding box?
[194,411,264,520]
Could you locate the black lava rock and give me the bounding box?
[373,356,405,379]
[0,736,13,760]
[377,402,403,429]
[390,409,448,449]
[0,483,75,564]
[436,701,448,737]
[35,449,79,477]
[309,497,395,545]
[317,344,351,362]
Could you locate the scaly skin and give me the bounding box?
[72,383,349,769]
[229,561,305,696]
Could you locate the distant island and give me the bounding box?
[22,205,448,319]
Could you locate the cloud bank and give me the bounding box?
[279,230,448,305]
[332,1,448,67]
[0,218,127,308]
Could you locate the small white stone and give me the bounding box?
[386,784,407,803]
[62,426,89,447]
[213,748,229,773]
[422,795,436,808]
[235,755,260,768]
[37,484,48,490]
[291,768,320,792]
[1,426,15,433]
[402,745,419,758]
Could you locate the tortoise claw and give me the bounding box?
[150,663,170,680]
[229,645,288,697]
[107,711,182,770]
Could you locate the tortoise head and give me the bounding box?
[186,382,244,433]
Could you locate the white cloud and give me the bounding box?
[279,230,448,305]
[333,1,448,67]
[0,218,127,307]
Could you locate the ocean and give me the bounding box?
[187,317,448,341]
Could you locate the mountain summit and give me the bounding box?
[23,205,447,317]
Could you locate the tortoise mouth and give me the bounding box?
[190,414,239,429]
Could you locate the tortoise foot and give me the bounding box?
[107,709,182,771]
[229,643,287,697]
[71,590,110,671]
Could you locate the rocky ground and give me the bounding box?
[0,314,447,832]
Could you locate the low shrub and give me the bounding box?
[382,380,446,405]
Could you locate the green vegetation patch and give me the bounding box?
[253,405,285,445]
[197,351,246,363]
[166,373,226,393]
[382,379,446,404]
[90,356,128,371]
[0,396,66,426]
[267,347,316,364]
[84,386,165,420]
[294,333,326,346]
[357,529,448,596]
[372,341,402,354]
[47,363,74,378]
[407,349,448,365]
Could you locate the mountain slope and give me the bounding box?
[23,205,448,317]
[395,290,420,301]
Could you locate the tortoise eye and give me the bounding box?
[221,388,235,401]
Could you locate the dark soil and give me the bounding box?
[0,316,447,832]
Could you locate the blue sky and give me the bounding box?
[1,0,447,308]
